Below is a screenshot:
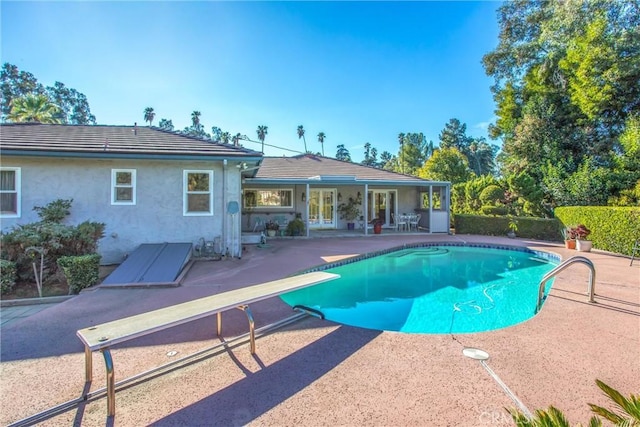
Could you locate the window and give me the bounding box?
[0,168,20,217]
[184,170,213,215]
[421,187,445,210]
[243,189,293,208]
[111,169,136,205]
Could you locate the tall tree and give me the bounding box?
[1,63,96,124]
[336,144,352,162]
[211,126,222,142]
[297,125,307,153]
[317,131,326,156]
[158,118,174,131]
[143,107,155,126]
[191,111,201,129]
[418,147,475,184]
[221,132,231,144]
[398,133,405,173]
[256,125,268,153]
[7,93,63,124]
[232,133,242,146]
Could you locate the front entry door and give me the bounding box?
[309,189,336,228]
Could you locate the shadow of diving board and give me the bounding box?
[101,243,192,287]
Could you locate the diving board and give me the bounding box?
[77,271,340,417]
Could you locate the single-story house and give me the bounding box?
[1,124,450,265]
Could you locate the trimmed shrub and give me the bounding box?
[57,254,101,294]
[554,206,640,256]
[0,259,17,294]
[454,214,562,241]
[479,185,505,206]
[480,205,509,216]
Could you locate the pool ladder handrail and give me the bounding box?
[536,255,596,313]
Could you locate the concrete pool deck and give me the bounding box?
[1,234,638,426]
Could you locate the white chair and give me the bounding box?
[394,213,407,232]
[409,214,420,232]
[253,217,265,232]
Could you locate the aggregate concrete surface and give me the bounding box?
[1,235,638,426]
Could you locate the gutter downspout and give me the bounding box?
[428,185,433,234]
[222,159,227,255]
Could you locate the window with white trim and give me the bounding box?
[243,189,293,208]
[111,169,136,205]
[184,170,213,215]
[0,167,21,218]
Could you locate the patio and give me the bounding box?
[1,234,638,426]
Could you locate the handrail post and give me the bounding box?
[536,256,596,313]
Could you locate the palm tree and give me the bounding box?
[191,111,201,130]
[297,125,307,153]
[7,94,63,124]
[221,132,230,144]
[317,131,326,156]
[143,107,155,126]
[232,133,241,146]
[256,125,268,153]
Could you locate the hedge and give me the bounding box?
[57,253,101,294]
[0,259,17,294]
[454,214,562,241]
[554,207,640,256]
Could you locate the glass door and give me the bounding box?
[368,190,397,227]
[309,189,336,228]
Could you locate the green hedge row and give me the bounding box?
[0,259,16,294]
[454,215,562,241]
[554,207,640,256]
[57,253,101,294]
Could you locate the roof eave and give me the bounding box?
[1,149,263,162]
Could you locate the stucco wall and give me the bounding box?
[1,157,243,264]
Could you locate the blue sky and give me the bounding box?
[2,1,500,161]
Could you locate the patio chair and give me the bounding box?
[409,214,421,231]
[253,217,265,232]
[393,213,407,232]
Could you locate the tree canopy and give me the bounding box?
[1,63,96,124]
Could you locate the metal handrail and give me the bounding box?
[536,256,596,313]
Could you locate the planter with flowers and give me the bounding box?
[562,226,578,249]
[575,224,592,252]
[265,220,279,237]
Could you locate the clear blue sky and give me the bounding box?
[2,1,501,161]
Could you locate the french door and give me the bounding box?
[309,189,336,228]
[367,190,397,227]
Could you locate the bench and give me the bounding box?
[77,271,339,417]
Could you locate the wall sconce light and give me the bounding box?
[356,191,362,203]
[301,192,306,202]
[337,192,342,202]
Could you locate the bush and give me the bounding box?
[454,214,562,241]
[286,218,305,236]
[479,185,504,206]
[554,206,640,256]
[57,253,101,294]
[480,205,509,216]
[0,259,17,294]
[0,199,105,284]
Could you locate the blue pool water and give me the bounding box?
[281,245,559,334]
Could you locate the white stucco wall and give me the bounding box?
[1,156,243,264]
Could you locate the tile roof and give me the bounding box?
[250,154,443,184]
[0,123,262,160]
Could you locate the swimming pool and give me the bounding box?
[281,244,560,334]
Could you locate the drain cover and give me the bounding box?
[462,347,489,360]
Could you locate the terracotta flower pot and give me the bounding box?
[565,239,576,249]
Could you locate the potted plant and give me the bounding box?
[507,216,518,238]
[337,196,361,230]
[286,218,305,236]
[575,224,592,252]
[372,217,383,234]
[562,226,578,249]
[265,220,279,237]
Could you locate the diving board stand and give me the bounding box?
[77,271,339,417]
